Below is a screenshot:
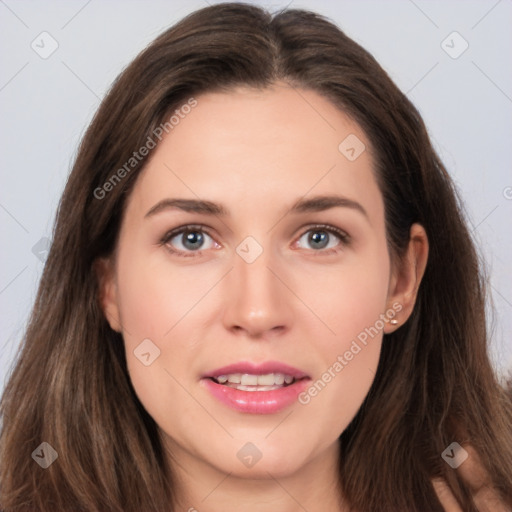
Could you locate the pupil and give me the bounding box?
[310,231,328,249]
[183,231,203,250]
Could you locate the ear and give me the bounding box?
[94,257,122,332]
[384,223,429,334]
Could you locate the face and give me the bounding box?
[99,83,424,482]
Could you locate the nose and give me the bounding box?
[222,243,295,339]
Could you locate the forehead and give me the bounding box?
[128,84,384,225]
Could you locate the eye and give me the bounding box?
[160,223,349,258]
[294,224,349,255]
[160,225,218,258]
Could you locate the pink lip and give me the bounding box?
[202,361,309,379]
[201,360,311,414]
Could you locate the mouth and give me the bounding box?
[201,361,311,414]
[209,372,301,391]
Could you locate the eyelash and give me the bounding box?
[159,224,350,258]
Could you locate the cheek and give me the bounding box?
[296,245,389,430]
[305,243,390,345]
[115,249,211,342]
[112,249,186,403]
[113,249,222,420]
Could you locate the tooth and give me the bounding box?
[257,373,275,385]
[216,372,296,387]
[236,385,258,391]
[274,373,285,385]
[227,373,242,384]
[228,384,282,391]
[241,374,258,385]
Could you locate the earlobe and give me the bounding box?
[384,223,429,333]
[94,257,122,332]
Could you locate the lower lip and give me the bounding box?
[201,378,310,414]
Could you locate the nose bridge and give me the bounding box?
[236,239,275,297]
[222,234,293,335]
[234,237,280,308]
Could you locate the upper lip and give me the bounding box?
[202,361,309,379]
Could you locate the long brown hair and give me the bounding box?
[1,3,511,511]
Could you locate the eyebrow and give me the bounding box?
[144,195,368,219]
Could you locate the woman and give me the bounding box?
[1,3,511,511]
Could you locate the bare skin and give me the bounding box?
[433,444,511,512]
[98,83,436,510]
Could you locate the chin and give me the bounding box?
[227,441,312,479]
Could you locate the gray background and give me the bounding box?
[1,0,511,394]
